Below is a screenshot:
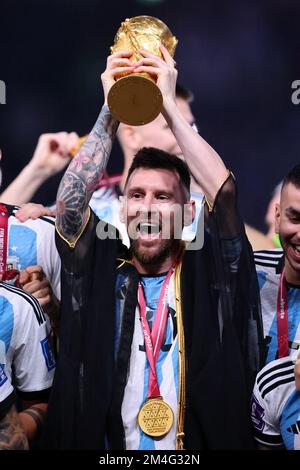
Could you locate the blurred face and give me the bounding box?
[122,167,188,267]
[132,98,195,157]
[275,183,300,281]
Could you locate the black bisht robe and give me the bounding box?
[43,175,265,449]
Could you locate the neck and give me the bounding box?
[132,241,184,275]
[284,259,300,286]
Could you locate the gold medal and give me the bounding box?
[137,396,174,438]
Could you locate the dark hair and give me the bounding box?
[125,147,191,199]
[282,164,300,191]
[176,84,194,103]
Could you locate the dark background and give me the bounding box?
[0,0,299,231]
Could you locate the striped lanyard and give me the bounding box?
[0,204,19,282]
[276,269,289,358]
[138,267,174,399]
[0,204,8,277]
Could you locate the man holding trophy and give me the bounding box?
[44,17,263,450]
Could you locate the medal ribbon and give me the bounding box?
[138,267,174,399]
[277,269,289,358]
[0,204,8,277]
[0,205,19,283]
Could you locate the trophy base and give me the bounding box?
[107,75,163,126]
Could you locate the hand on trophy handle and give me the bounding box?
[133,44,178,109]
[101,51,135,105]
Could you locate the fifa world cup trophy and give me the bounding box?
[107,16,177,126]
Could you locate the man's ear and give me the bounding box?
[119,195,126,224]
[183,200,196,227]
[274,203,281,234]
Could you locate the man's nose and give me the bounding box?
[141,194,155,213]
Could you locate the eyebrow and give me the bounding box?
[285,207,300,217]
[127,187,174,196]
[128,187,144,192]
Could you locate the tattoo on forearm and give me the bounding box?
[56,105,119,239]
[0,405,29,450]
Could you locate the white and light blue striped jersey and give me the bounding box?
[89,187,130,247]
[120,272,178,450]
[255,249,300,364]
[183,191,205,242]
[7,206,61,299]
[0,283,55,405]
[89,186,119,224]
[251,356,300,450]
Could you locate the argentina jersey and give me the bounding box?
[119,272,178,450]
[7,205,61,299]
[0,283,55,407]
[89,187,130,248]
[251,356,300,450]
[182,191,204,243]
[255,249,300,364]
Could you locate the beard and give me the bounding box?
[130,237,180,267]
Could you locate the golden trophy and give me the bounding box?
[107,16,177,126]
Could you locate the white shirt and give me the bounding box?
[251,356,300,449]
[254,249,300,364]
[8,207,61,299]
[0,283,55,405]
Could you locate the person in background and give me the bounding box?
[254,165,300,365]
[0,148,61,305]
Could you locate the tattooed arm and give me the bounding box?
[56,50,134,243]
[56,107,118,242]
[0,405,29,450]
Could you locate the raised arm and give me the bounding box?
[134,46,229,207]
[56,51,135,243]
[55,107,118,242]
[0,132,79,206]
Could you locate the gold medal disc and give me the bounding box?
[137,397,174,438]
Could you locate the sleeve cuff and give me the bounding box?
[253,429,283,447]
[55,206,91,249]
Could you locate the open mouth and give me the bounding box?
[292,244,300,256]
[286,243,300,264]
[137,222,161,237]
